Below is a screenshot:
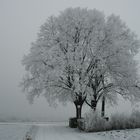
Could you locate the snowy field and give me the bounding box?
[0,123,32,140]
[34,122,140,140]
[1,122,140,140]
[0,123,37,140]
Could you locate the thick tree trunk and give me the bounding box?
[101,96,105,117]
[77,105,82,119]
[69,104,83,128]
[75,104,82,119]
[74,95,85,119]
[69,95,85,128]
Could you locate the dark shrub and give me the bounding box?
[69,117,77,128]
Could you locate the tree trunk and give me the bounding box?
[78,105,82,119]
[101,96,105,117]
[74,95,85,119]
[69,104,83,128]
[76,105,78,119]
[69,96,85,128]
[91,100,97,111]
[75,104,82,119]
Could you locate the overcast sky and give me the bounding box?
[0,0,140,121]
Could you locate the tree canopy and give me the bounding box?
[21,8,140,110]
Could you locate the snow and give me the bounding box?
[34,122,140,140]
[0,122,140,140]
[0,123,31,140]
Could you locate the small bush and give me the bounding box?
[83,110,140,132]
[77,118,85,130]
[109,113,131,130]
[84,111,108,132]
[130,110,140,128]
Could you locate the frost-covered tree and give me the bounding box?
[21,8,140,119]
[21,8,106,119]
[85,14,140,112]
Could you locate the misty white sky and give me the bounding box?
[0,0,140,121]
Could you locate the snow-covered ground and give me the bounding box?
[0,123,31,140]
[1,122,140,140]
[34,122,140,140]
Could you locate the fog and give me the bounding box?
[0,0,140,121]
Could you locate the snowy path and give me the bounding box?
[34,122,102,140]
[34,122,140,140]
